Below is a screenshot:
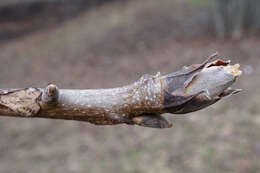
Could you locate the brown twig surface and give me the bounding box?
[0,53,241,128]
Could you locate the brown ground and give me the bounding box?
[0,0,259,173]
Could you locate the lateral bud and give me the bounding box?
[41,84,59,105]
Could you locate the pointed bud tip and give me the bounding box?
[224,63,242,76]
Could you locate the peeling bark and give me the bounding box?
[0,53,242,128]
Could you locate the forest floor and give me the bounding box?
[0,0,259,173]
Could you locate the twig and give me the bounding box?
[0,53,242,128]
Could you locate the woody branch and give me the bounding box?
[0,53,242,128]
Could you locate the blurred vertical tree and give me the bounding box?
[212,0,260,39]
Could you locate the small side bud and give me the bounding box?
[132,114,173,128]
[41,84,59,105]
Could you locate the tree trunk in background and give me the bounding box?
[212,0,260,39]
[247,0,260,31]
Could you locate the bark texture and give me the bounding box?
[0,53,241,128]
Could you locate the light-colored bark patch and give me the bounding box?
[0,88,41,117]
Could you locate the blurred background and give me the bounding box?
[0,0,259,172]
